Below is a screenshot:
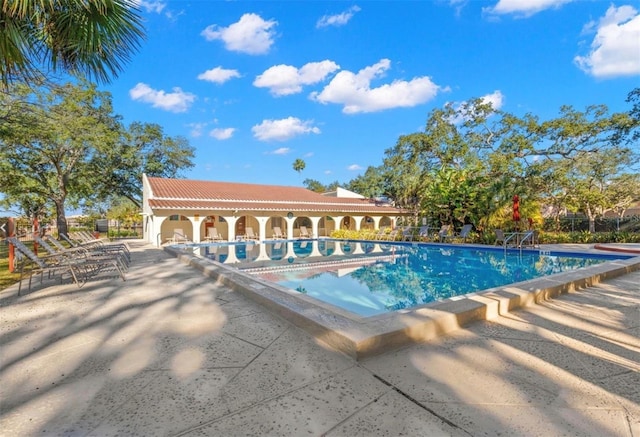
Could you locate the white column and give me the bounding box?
[190,215,201,243]
[373,216,382,230]
[285,216,296,240]
[223,215,238,241]
[310,216,321,238]
[333,215,344,231]
[353,216,363,231]
[257,215,269,242]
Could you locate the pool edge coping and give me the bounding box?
[164,244,640,361]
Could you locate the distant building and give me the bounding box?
[141,175,409,246]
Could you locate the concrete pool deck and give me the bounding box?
[167,241,640,361]
[1,240,638,436]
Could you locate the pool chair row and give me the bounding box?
[6,235,128,294]
[382,224,475,243]
[200,226,316,242]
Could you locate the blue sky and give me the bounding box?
[105,0,640,188]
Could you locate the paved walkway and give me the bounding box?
[1,241,638,436]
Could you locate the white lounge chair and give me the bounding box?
[170,228,189,244]
[272,226,284,239]
[244,227,259,240]
[204,227,223,241]
[299,226,313,238]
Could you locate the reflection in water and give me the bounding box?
[196,240,622,317]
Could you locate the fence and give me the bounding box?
[0,218,143,268]
[542,215,640,233]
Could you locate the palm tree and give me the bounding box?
[293,158,306,174]
[1,0,145,87]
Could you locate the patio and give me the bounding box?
[1,240,638,436]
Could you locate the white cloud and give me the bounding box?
[347,164,363,171]
[449,0,468,16]
[310,59,442,114]
[133,0,166,14]
[270,147,291,155]
[316,6,361,28]
[129,83,195,113]
[197,67,241,84]
[574,5,640,78]
[480,90,505,110]
[201,13,277,55]
[188,122,206,137]
[484,0,572,17]
[252,117,321,142]
[254,61,340,96]
[209,128,235,140]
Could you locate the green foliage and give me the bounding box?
[540,231,640,244]
[1,0,145,86]
[292,158,306,174]
[0,80,194,234]
[371,90,639,234]
[329,229,365,240]
[303,178,340,193]
[345,166,387,199]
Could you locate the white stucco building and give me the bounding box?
[142,175,409,246]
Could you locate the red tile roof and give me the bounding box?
[146,177,406,214]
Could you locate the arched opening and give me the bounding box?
[293,216,312,238]
[362,216,375,231]
[266,216,287,239]
[236,215,260,240]
[379,216,392,229]
[201,215,229,240]
[341,216,353,230]
[318,217,334,237]
[162,214,192,243]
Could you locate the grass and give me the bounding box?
[0,255,21,291]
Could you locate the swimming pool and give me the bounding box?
[194,239,630,317]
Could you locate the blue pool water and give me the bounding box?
[195,239,629,317]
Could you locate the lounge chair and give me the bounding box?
[443,224,473,243]
[373,228,388,240]
[299,226,313,238]
[417,226,430,241]
[204,227,223,241]
[44,235,130,270]
[7,236,125,294]
[170,228,189,244]
[385,229,399,241]
[60,233,131,264]
[401,226,414,241]
[437,225,451,242]
[272,226,284,239]
[244,227,259,240]
[495,229,507,247]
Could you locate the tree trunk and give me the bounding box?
[586,206,596,233]
[55,200,68,237]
